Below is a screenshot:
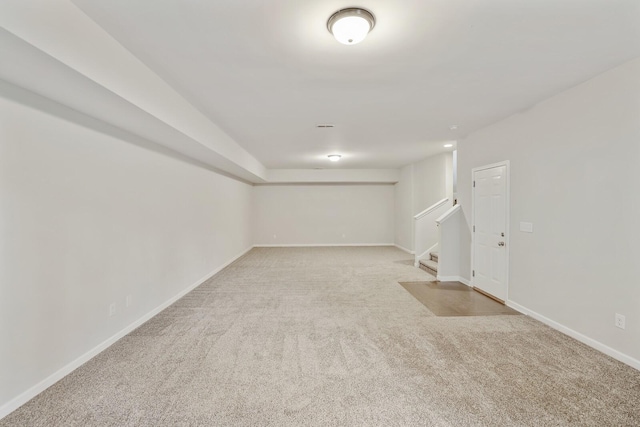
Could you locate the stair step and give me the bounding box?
[430,252,439,262]
[418,263,437,277]
[419,258,438,277]
[419,259,438,272]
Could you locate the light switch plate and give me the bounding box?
[520,222,533,233]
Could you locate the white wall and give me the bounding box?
[457,57,640,365]
[253,185,394,245]
[413,153,451,214]
[393,152,453,252]
[445,151,454,202]
[0,92,253,411]
[435,206,462,280]
[394,164,414,252]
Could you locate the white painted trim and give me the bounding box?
[472,160,512,173]
[471,160,510,300]
[436,275,472,286]
[458,276,471,286]
[413,198,449,220]
[506,301,640,371]
[394,244,415,255]
[253,243,395,248]
[0,246,254,421]
[435,204,461,225]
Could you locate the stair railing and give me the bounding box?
[413,198,450,267]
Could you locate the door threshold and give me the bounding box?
[473,287,505,304]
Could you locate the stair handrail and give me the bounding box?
[414,198,449,221]
[436,204,460,225]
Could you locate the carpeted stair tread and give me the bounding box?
[419,259,438,272]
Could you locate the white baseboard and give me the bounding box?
[436,275,471,286]
[0,246,253,421]
[253,243,395,248]
[506,300,640,371]
[394,244,414,254]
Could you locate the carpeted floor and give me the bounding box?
[2,247,639,426]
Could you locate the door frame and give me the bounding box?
[471,160,510,302]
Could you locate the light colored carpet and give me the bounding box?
[2,246,639,426]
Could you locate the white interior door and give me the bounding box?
[472,163,509,302]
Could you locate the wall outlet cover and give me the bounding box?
[615,313,626,330]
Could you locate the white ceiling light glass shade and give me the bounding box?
[328,154,342,161]
[327,8,375,45]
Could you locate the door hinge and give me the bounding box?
[473,225,475,232]
[473,180,476,187]
[472,270,475,277]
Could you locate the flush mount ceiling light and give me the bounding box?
[328,154,342,162]
[444,144,453,148]
[327,8,375,45]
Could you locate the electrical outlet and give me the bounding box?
[342,233,346,238]
[125,295,132,308]
[615,313,625,330]
[273,234,277,239]
[109,303,116,317]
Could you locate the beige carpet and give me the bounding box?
[2,247,639,426]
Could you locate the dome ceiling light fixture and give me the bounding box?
[327,8,376,45]
[328,154,342,162]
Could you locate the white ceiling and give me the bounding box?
[72,0,640,169]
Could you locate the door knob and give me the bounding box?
[498,242,505,247]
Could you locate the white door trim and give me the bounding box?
[471,160,510,301]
